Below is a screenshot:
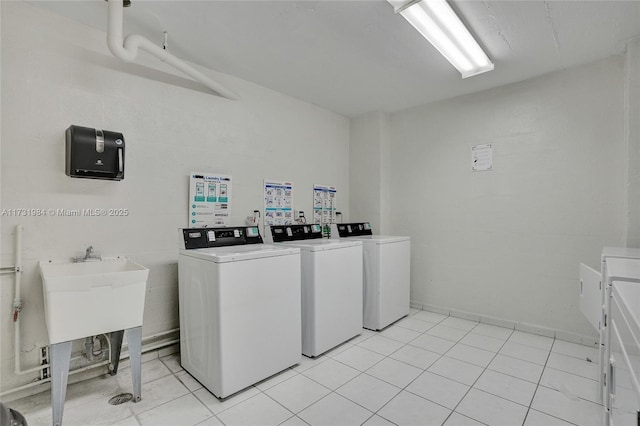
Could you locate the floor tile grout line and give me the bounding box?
[363,318,492,426]
[230,364,309,425]
[297,316,450,424]
[446,411,490,426]
[121,367,192,421]
[376,316,495,424]
[533,339,604,415]
[190,376,260,421]
[535,382,604,406]
[494,350,549,369]
[433,321,514,425]
[256,386,307,423]
[253,368,302,393]
[291,354,382,419]
[549,347,601,363]
[17,317,598,426]
[250,318,554,425]
[336,374,404,425]
[347,327,453,420]
[482,357,543,385]
[522,336,567,426]
[526,408,580,426]
[538,364,600,384]
[180,371,228,425]
[278,374,375,423]
[522,337,553,425]
[324,347,390,373]
[266,353,580,426]
[543,361,601,381]
[312,342,417,413]
[507,339,555,353]
[261,363,337,415]
[394,320,441,333]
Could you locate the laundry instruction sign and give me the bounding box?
[189,172,232,227]
[264,180,293,225]
[313,184,337,225]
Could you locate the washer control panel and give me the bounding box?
[270,224,323,242]
[336,222,373,237]
[181,226,263,249]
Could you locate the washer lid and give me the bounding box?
[344,235,410,245]
[179,244,300,262]
[276,239,362,252]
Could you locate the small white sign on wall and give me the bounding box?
[471,144,493,171]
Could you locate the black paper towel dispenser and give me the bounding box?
[65,125,125,180]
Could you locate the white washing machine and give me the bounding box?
[178,226,301,398]
[332,222,410,331]
[265,224,363,357]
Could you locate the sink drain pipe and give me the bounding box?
[2,335,180,397]
[106,0,239,100]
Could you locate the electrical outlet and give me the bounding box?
[40,346,50,379]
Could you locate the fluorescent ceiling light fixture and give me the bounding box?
[388,0,494,78]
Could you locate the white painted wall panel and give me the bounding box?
[389,57,627,337]
[625,37,640,249]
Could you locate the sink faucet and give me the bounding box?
[72,246,102,262]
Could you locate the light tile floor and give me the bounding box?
[8,309,604,426]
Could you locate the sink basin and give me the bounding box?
[39,257,149,344]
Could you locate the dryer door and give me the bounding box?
[580,263,603,332]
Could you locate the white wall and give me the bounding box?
[0,1,349,392]
[349,111,392,233]
[625,37,640,248]
[388,57,627,337]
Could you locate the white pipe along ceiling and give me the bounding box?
[106,0,239,100]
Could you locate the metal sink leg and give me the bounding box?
[126,326,142,402]
[50,341,72,426]
[109,330,124,375]
[49,328,142,426]
[109,328,142,402]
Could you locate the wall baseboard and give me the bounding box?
[412,301,599,348]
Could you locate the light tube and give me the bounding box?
[388,0,494,78]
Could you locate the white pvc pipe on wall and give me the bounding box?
[12,225,31,376]
[106,0,239,100]
[11,225,53,376]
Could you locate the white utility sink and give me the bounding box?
[39,257,149,344]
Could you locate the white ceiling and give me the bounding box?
[28,0,640,117]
